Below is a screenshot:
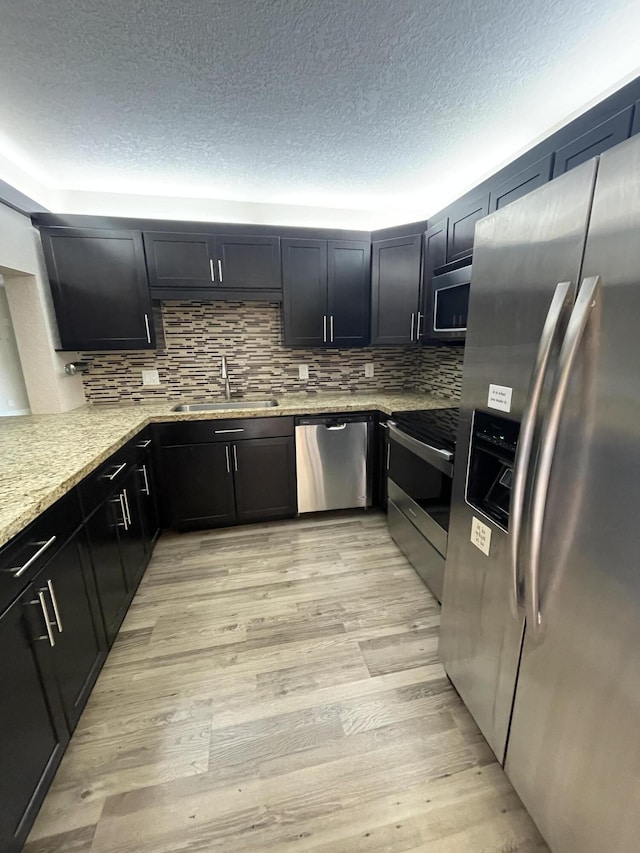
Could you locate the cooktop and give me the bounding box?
[391,407,460,454]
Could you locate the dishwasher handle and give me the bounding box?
[326,423,348,430]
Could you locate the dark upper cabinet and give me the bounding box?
[327,240,370,346]
[40,227,156,351]
[419,219,448,345]
[233,437,297,522]
[283,238,370,347]
[143,232,215,290]
[632,100,640,136]
[552,106,634,178]
[282,238,328,346]
[84,498,129,645]
[41,529,107,731]
[215,235,281,291]
[446,194,489,262]
[370,235,422,345]
[144,231,281,299]
[162,443,236,530]
[489,154,554,212]
[0,590,67,853]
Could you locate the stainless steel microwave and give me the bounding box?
[429,265,471,342]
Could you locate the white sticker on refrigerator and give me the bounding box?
[487,383,513,413]
[471,516,492,556]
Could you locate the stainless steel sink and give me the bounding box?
[171,399,279,412]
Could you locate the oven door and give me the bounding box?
[387,424,453,557]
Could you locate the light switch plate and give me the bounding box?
[364,363,374,378]
[142,368,160,386]
[298,364,309,380]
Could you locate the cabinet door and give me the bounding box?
[327,240,370,347]
[162,443,236,530]
[552,106,634,177]
[489,154,554,212]
[370,235,422,345]
[447,194,489,262]
[282,238,328,346]
[214,235,281,291]
[0,593,67,853]
[134,458,160,553]
[143,232,216,290]
[420,219,448,345]
[233,437,297,522]
[40,227,154,351]
[117,472,147,590]
[44,530,107,731]
[85,499,130,645]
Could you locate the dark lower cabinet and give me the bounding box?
[117,469,147,590]
[0,593,68,853]
[134,457,161,553]
[234,437,297,522]
[85,498,130,645]
[162,443,236,530]
[158,418,297,531]
[40,530,107,732]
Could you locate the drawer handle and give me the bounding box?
[104,462,127,481]
[136,439,151,448]
[214,428,244,434]
[9,536,57,578]
[408,508,417,518]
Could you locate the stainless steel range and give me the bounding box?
[386,407,459,602]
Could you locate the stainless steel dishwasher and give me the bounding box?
[295,414,372,513]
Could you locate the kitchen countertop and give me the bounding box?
[0,391,456,549]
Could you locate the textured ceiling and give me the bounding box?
[0,0,639,222]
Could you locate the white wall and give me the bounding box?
[0,202,85,413]
[54,188,377,229]
[0,279,30,415]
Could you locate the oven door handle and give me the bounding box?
[388,423,454,475]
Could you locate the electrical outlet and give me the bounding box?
[364,363,374,378]
[141,368,160,386]
[298,364,309,380]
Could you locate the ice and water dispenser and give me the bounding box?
[465,411,520,530]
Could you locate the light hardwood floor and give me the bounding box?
[25,512,548,852]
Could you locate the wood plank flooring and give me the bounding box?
[25,512,548,852]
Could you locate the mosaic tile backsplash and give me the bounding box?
[80,301,463,404]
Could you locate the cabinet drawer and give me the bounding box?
[0,489,81,615]
[77,443,137,518]
[157,416,295,446]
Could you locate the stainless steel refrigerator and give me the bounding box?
[439,133,640,853]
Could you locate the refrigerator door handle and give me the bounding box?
[510,281,572,616]
[527,275,600,640]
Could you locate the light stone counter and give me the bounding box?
[0,391,456,548]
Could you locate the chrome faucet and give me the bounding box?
[221,356,231,401]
